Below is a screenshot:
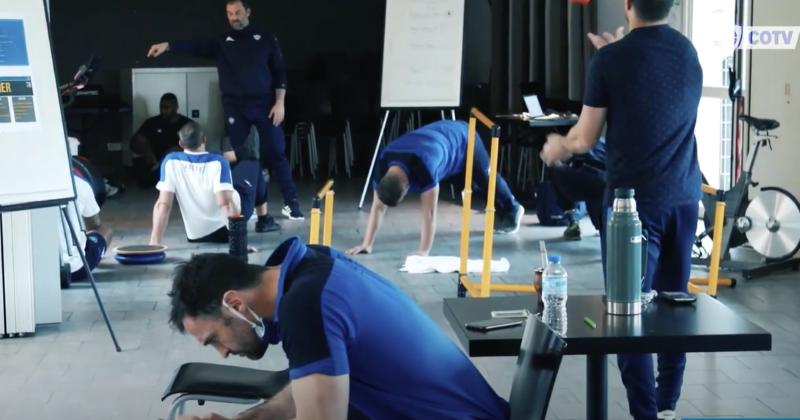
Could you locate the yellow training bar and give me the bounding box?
[458,108,537,298]
[309,180,335,246]
[689,184,734,296]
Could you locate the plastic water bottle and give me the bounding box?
[542,255,568,309]
[542,255,568,336]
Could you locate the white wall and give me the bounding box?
[749,0,800,200]
[31,207,62,324]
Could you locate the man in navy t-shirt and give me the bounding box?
[169,237,510,420]
[347,120,524,257]
[541,0,702,418]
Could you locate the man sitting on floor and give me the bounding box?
[169,236,510,420]
[222,128,280,233]
[60,174,113,284]
[550,138,606,240]
[130,93,191,187]
[149,120,241,245]
[347,120,524,257]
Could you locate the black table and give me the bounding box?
[528,116,577,128]
[443,294,772,420]
[494,115,577,129]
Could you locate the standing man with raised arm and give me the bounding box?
[541,1,702,419]
[146,0,304,220]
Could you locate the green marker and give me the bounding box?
[583,317,597,329]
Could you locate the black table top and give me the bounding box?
[443,294,772,357]
[528,117,577,127]
[495,115,578,128]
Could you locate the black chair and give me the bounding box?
[509,315,567,420]
[161,362,289,420]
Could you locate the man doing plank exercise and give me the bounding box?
[347,120,524,257]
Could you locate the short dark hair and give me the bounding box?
[178,120,204,150]
[631,0,673,22]
[160,92,178,104]
[226,0,251,9]
[168,253,264,332]
[377,173,405,207]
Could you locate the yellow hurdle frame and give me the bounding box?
[688,184,734,297]
[458,108,537,298]
[457,111,729,298]
[308,179,335,246]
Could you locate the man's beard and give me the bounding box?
[233,335,268,360]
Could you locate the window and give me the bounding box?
[687,0,740,190]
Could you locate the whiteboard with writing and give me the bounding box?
[0,1,74,210]
[380,0,465,108]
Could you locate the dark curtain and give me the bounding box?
[490,0,597,113]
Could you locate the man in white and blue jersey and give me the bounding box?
[149,120,241,245]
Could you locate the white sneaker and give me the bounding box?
[281,205,305,220]
[657,410,676,420]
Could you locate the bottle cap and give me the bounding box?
[547,255,561,264]
[614,188,635,198]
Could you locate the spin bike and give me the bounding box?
[694,115,800,280]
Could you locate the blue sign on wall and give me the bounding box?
[0,20,29,66]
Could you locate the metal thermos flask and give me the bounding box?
[606,188,646,315]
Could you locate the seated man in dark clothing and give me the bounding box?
[346,120,524,257]
[222,128,280,233]
[130,92,191,187]
[550,138,607,240]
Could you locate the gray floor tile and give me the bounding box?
[758,396,800,416]
[706,382,793,399]
[687,397,778,417]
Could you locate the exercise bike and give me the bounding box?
[694,115,800,280]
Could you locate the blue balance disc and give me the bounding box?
[115,251,166,265]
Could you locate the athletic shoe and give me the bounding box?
[281,203,305,220]
[496,203,525,234]
[255,215,281,233]
[657,410,676,420]
[563,222,582,241]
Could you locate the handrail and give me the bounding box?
[470,107,496,129]
[315,180,334,199]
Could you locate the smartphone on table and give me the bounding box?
[659,291,697,304]
[465,318,524,332]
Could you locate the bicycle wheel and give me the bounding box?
[744,186,800,261]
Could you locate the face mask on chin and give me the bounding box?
[222,300,266,337]
[221,299,281,345]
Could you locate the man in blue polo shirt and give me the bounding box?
[541,1,702,419]
[347,120,524,257]
[169,236,510,420]
[147,0,304,220]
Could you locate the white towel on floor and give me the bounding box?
[400,256,511,274]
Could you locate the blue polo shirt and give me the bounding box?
[583,24,703,206]
[170,26,287,102]
[266,237,509,420]
[374,120,470,193]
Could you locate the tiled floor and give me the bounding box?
[1,179,798,420]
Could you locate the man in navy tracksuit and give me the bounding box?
[169,237,510,419]
[541,0,702,419]
[549,138,607,240]
[147,0,304,220]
